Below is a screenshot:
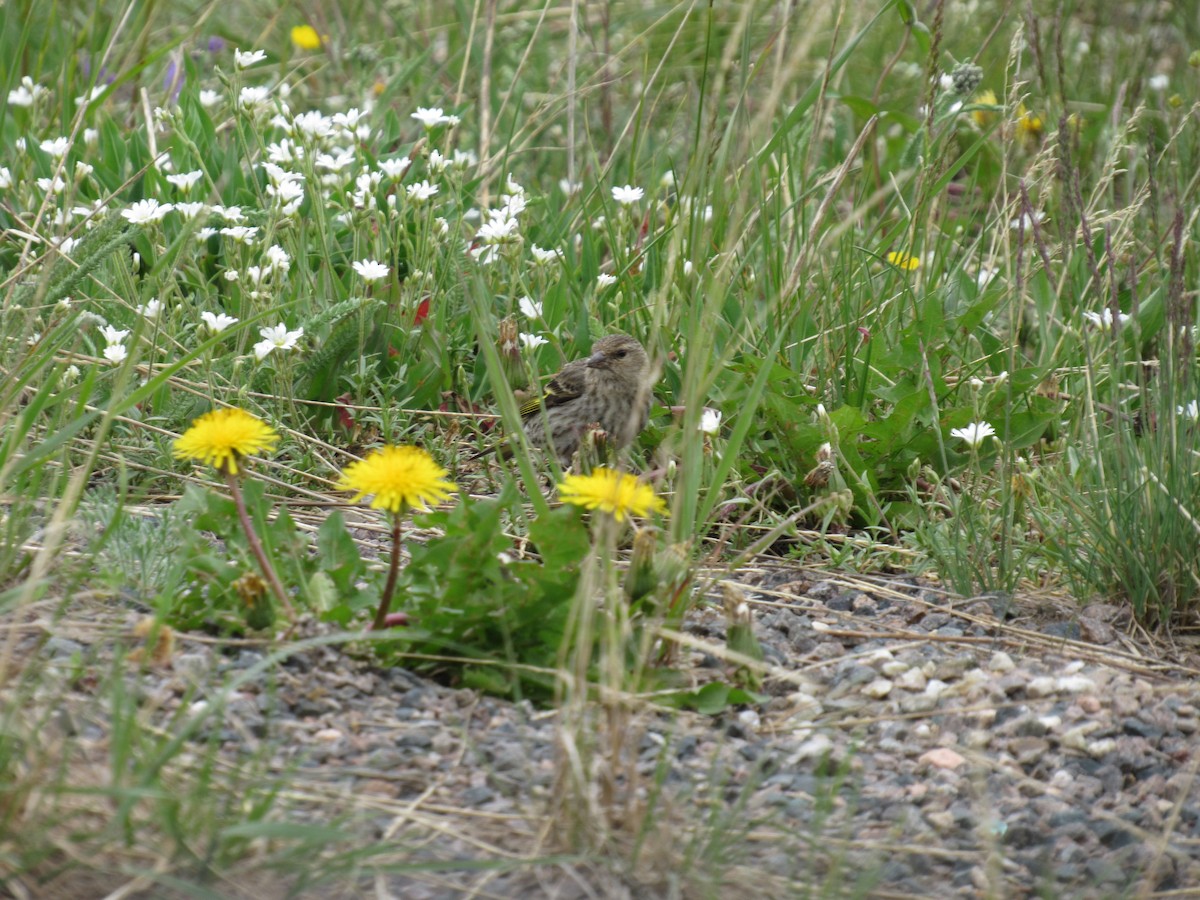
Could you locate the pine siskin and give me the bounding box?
[481,333,652,464]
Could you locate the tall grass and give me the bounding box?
[1,0,1198,894]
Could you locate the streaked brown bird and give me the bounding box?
[481,333,652,464]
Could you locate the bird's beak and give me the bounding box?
[586,351,608,368]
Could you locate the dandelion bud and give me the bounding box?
[624,527,659,605]
[233,571,275,630]
[721,581,764,689]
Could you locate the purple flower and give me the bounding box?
[207,36,226,53]
[163,57,185,104]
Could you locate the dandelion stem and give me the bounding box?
[372,512,405,630]
[223,467,295,621]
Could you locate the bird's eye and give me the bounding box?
[615,350,627,358]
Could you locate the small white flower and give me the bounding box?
[612,184,644,205]
[36,176,65,194]
[352,259,389,282]
[411,106,452,128]
[476,212,520,244]
[518,296,542,318]
[1148,73,1170,92]
[201,311,238,333]
[103,344,128,365]
[0,168,11,189]
[220,225,259,243]
[378,157,412,179]
[683,260,695,277]
[265,245,290,273]
[166,170,203,192]
[699,408,722,435]
[1177,400,1200,422]
[199,89,221,108]
[234,48,268,69]
[175,201,206,219]
[1082,308,1130,330]
[406,180,438,202]
[1009,211,1045,231]
[196,227,217,241]
[976,265,998,288]
[518,332,548,350]
[53,236,79,255]
[559,179,582,196]
[138,298,164,319]
[428,149,449,172]
[315,149,355,172]
[950,421,996,448]
[293,110,333,138]
[267,179,305,213]
[332,108,365,130]
[531,245,562,265]
[253,324,304,360]
[40,137,70,158]
[8,77,46,107]
[212,205,245,222]
[452,149,477,169]
[75,85,107,106]
[121,198,173,224]
[238,86,271,111]
[99,325,130,345]
[596,273,617,288]
[939,73,955,92]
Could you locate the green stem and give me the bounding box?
[372,512,405,630]
[224,467,295,621]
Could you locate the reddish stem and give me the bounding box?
[224,467,295,621]
[371,513,404,630]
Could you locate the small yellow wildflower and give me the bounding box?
[173,408,279,475]
[291,25,322,51]
[558,467,667,523]
[886,251,920,271]
[1015,103,1043,143]
[972,89,999,128]
[338,445,457,514]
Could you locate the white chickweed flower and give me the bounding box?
[611,184,645,205]
[950,421,996,448]
[138,298,164,319]
[699,408,723,435]
[121,198,174,224]
[518,296,542,318]
[201,311,238,333]
[411,106,452,128]
[352,259,389,282]
[234,48,268,69]
[253,324,304,361]
[103,344,128,365]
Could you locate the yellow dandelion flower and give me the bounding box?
[886,251,920,271]
[291,25,322,51]
[1015,103,1043,143]
[173,408,279,475]
[338,445,457,514]
[558,467,667,523]
[972,89,998,128]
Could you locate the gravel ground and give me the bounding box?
[12,567,1200,899]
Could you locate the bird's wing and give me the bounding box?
[520,359,587,418]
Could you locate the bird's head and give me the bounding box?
[586,334,648,379]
